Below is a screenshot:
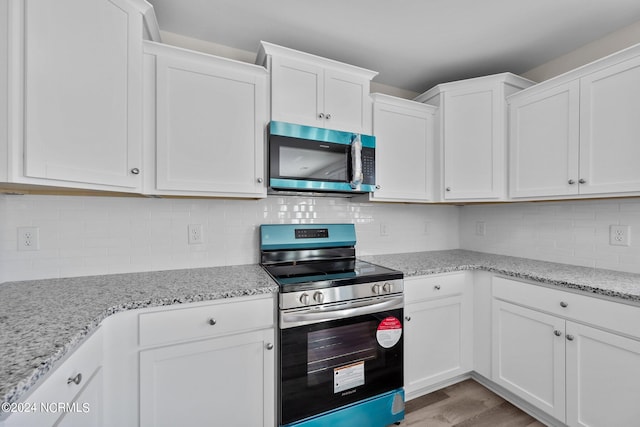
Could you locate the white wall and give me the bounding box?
[523,19,640,82]
[0,194,459,282]
[460,199,640,274]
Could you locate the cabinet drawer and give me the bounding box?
[493,276,640,339]
[5,328,103,427]
[405,272,468,303]
[139,296,274,347]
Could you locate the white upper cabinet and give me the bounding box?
[369,93,436,203]
[509,45,640,200]
[416,73,533,202]
[143,42,268,198]
[257,41,378,134]
[1,0,159,192]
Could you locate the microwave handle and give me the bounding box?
[350,134,363,189]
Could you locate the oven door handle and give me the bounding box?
[280,296,403,328]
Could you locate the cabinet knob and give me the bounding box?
[554,330,562,337]
[257,177,263,183]
[568,179,576,185]
[325,113,331,120]
[318,113,325,119]
[579,178,587,184]
[130,168,140,175]
[445,187,451,192]
[566,334,575,341]
[266,343,274,350]
[208,318,217,326]
[67,373,82,385]
[434,285,441,290]
[405,316,411,322]
[560,301,568,308]
[375,185,381,190]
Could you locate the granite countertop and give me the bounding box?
[361,249,640,303]
[3,249,640,412]
[0,264,278,410]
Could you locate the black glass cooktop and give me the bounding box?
[263,259,403,292]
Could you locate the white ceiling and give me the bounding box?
[147,0,640,93]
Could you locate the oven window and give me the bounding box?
[278,146,347,180]
[307,322,377,387]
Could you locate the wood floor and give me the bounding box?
[402,379,546,427]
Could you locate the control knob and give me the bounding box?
[313,291,325,304]
[372,284,382,295]
[383,282,392,293]
[299,293,310,305]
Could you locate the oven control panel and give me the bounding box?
[280,279,404,310]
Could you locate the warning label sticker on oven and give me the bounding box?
[376,316,402,348]
[334,361,365,394]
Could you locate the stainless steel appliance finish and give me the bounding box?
[260,223,405,427]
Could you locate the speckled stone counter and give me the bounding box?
[0,265,278,409]
[361,249,640,303]
[3,250,640,413]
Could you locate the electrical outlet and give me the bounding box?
[188,224,204,245]
[18,226,39,251]
[475,221,486,236]
[609,225,630,246]
[380,223,389,237]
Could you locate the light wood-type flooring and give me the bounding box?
[402,379,546,427]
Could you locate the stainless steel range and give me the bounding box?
[260,223,405,427]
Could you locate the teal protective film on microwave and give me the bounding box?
[270,121,375,148]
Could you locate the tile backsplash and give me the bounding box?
[3,194,639,283]
[0,194,459,282]
[460,198,640,274]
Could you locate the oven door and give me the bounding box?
[279,295,404,426]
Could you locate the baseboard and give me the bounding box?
[405,372,472,401]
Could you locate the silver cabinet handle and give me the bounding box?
[554,330,562,337]
[318,113,325,119]
[208,318,217,326]
[434,285,441,290]
[568,179,575,185]
[560,301,568,308]
[67,373,82,385]
[566,334,575,341]
[325,114,331,119]
[266,343,274,350]
[405,316,411,321]
[257,177,263,183]
[375,185,381,190]
[445,187,451,192]
[130,168,140,175]
[579,178,587,184]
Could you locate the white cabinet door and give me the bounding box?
[270,55,325,129]
[323,68,372,134]
[370,95,435,202]
[56,368,104,427]
[492,300,566,421]
[139,328,275,427]
[405,295,467,395]
[11,0,144,191]
[509,82,581,198]
[262,42,375,134]
[443,86,502,200]
[147,43,268,197]
[579,55,640,195]
[565,321,640,427]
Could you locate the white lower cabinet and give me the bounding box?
[492,276,640,427]
[135,295,275,427]
[404,272,473,399]
[139,328,274,427]
[3,328,104,427]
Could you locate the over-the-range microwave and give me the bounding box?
[267,121,376,195]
